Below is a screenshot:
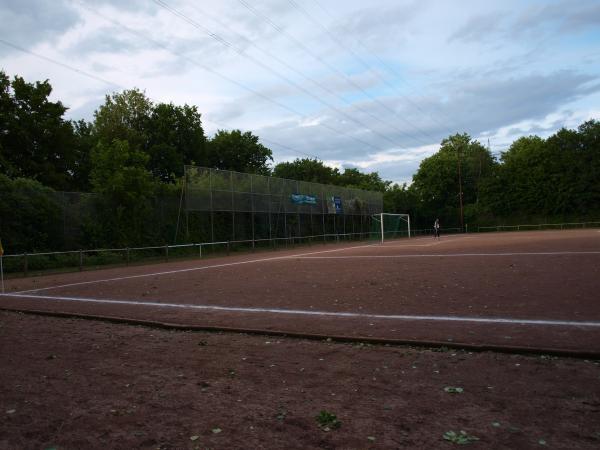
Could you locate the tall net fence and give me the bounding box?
[184,166,383,244]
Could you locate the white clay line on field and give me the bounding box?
[15,236,475,295]
[297,251,600,259]
[382,236,472,248]
[14,241,383,294]
[2,293,600,328]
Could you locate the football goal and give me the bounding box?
[372,213,411,243]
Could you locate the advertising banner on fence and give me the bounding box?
[290,194,318,205]
[328,196,343,214]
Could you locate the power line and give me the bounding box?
[186,2,425,150]
[153,0,408,152]
[77,1,382,157]
[0,38,123,89]
[285,0,440,145]
[0,29,322,163]
[237,0,432,147]
[203,117,321,160]
[310,0,460,139]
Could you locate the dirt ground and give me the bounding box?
[1,311,599,450]
[2,230,599,354]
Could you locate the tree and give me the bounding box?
[0,71,78,190]
[0,174,63,252]
[206,129,272,174]
[92,88,152,151]
[411,133,495,227]
[70,119,95,191]
[339,168,390,192]
[272,158,339,184]
[89,139,157,246]
[147,102,206,182]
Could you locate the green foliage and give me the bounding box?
[0,71,79,190]
[89,139,158,247]
[273,158,338,184]
[339,168,390,192]
[70,119,95,191]
[147,102,206,182]
[206,129,273,175]
[443,430,479,444]
[479,121,600,222]
[273,158,390,192]
[411,133,496,227]
[0,175,63,253]
[93,88,152,151]
[315,410,341,431]
[444,386,464,394]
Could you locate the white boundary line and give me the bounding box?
[15,241,380,294]
[2,292,600,328]
[14,237,471,295]
[298,251,600,259]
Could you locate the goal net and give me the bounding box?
[371,213,411,243]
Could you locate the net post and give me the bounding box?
[0,255,4,294]
[165,245,169,262]
[380,213,384,244]
[79,249,83,271]
[126,247,130,266]
[408,215,411,238]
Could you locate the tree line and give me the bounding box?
[1,70,598,252]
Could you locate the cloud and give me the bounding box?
[446,70,600,135]
[449,0,600,45]
[328,1,426,49]
[448,11,508,43]
[0,0,80,55]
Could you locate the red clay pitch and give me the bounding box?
[2,229,600,354]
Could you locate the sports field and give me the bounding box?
[2,229,600,449]
[2,229,600,355]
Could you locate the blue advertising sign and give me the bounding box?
[332,196,343,214]
[290,193,318,205]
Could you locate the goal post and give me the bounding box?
[372,213,411,243]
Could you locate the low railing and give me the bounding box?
[2,220,598,277]
[476,221,600,232]
[0,231,383,277]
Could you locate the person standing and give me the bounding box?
[434,218,440,239]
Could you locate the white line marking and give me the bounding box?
[15,241,381,294]
[298,251,600,259]
[13,237,473,294]
[2,293,600,328]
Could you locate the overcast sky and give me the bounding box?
[1,0,599,183]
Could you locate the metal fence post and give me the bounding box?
[79,250,83,271]
[165,245,169,262]
[227,241,231,255]
[126,248,130,266]
[23,253,28,277]
[199,244,202,258]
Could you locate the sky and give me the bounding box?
[1,0,599,184]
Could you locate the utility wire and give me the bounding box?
[285,0,439,144]
[237,0,431,147]
[77,1,381,156]
[311,0,462,138]
[153,0,402,152]
[1,22,322,163]
[186,2,424,150]
[203,117,322,160]
[0,38,123,89]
